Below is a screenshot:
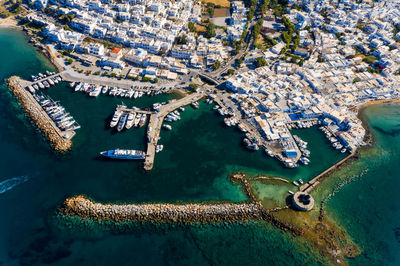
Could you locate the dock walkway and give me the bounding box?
[116,106,154,115]
[28,73,62,86]
[300,152,355,193]
[144,93,204,170]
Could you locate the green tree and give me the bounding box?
[227,69,235,75]
[206,23,216,38]
[212,60,221,70]
[176,34,187,45]
[188,83,198,91]
[255,57,267,67]
[282,31,291,45]
[282,16,295,34]
[363,55,377,64]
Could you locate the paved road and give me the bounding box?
[61,70,179,90]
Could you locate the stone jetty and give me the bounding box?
[60,196,265,224]
[59,196,301,234]
[7,76,73,152]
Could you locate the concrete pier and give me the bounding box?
[7,76,74,152]
[28,73,62,86]
[144,93,204,170]
[300,152,355,193]
[115,105,154,115]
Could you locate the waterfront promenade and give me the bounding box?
[60,70,178,91]
[144,93,204,170]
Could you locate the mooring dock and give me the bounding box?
[115,105,154,115]
[144,93,204,170]
[7,76,75,152]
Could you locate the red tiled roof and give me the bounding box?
[110,48,122,54]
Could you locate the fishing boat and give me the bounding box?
[163,124,172,130]
[156,145,164,153]
[138,114,147,127]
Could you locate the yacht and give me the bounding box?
[125,112,136,129]
[110,110,123,128]
[117,113,128,132]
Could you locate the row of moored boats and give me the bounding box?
[72,82,166,98]
[293,135,311,165]
[320,127,348,153]
[33,94,80,131]
[110,106,147,132]
[287,120,320,130]
[27,75,62,94]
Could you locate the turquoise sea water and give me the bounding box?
[0,28,398,265]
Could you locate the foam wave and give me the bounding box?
[0,175,29,194]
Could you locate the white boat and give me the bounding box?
[125,112,135,129]
[265,149,273,157]
[110,110,123,128]
[109,88,117,96]
[293,181,299,186]
[27,86,35,93]
[89,86,101,97]
[163,124,172,130]
[133,113,141,127]
[102,86,109,94]
[156,145,164,153]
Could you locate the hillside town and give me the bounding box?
[14,0,400,167]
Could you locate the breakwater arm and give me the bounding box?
[7,76,72,152]
[59,196,299,234]
[60,196,264,223]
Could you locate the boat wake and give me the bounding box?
[0,175,30,195]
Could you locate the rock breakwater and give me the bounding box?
[59,196,301,235]
[7,76,72,152]
[60,196,265,224]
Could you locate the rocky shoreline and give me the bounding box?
[7,76,72,152]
